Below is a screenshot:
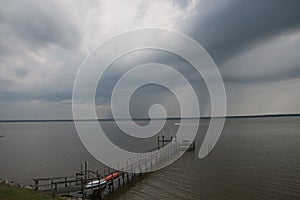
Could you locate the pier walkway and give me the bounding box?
[33,138,195,199]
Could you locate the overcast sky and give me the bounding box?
[0,0,300,120]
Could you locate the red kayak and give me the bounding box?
[105,172,119,181]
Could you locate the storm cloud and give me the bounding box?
[0,0,300,119]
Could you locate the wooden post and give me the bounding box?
[111,171,115,193]
[65,177,67,187]
[151,155,153,170]
[98,176,102,200]
[157,136,160,149]
[139,154,141,176]
[132,170,134,180]
[54,183,57,196]
[84,161,88,189]
[68,181,71,196]
[84,161,88,174]
[81,178,86,200]
[34,180,38,191]
[131,162,133,180]
[162,135,165,147]
[50,179,53,191]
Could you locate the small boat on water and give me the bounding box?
[85,179,107,189]
[104,172,119,181]
[85,172,120,189]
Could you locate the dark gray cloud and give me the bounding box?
[184,0,300,62]
[94,49,210,118]
[1,0,300,119]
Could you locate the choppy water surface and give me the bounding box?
[0,117,299,199]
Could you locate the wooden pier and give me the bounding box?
[33,137,195,199]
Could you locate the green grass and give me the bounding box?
[0,184,61,200]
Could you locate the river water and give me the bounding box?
[0,117,299,199]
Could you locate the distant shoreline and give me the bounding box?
[0,113,299,123]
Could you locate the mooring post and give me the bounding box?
[50,179,53,191]
[158,136,160,150]
[34,180,38,191]
[84,161,88,175]
[54,183,57,196]
[84,161,88,183]
[65,177,67,187]
[151,153,153,170]
[111,171,115,193]
[131,162,134,180]
[131,158,134,180]
[68,181,71,196]
[81,178,86,200]
[139,154,141,176]
[98,176,102,200]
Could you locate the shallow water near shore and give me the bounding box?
[0,117,299,199]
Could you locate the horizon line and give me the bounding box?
[0,113,300,123]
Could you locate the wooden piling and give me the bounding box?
[34,180,38,191]
[157,136,160,149]
[98,176,102,200]
[111,171,115,193]
[68,181,71,196]
[84,161,88,180]
[50,179,53,191]
[64,177,67,187]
